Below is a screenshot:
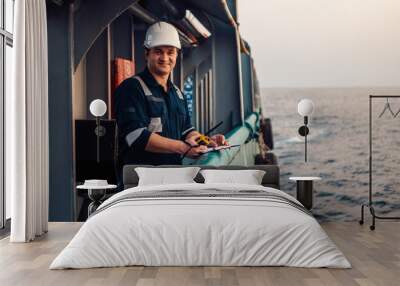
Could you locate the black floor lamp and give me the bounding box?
[297,99,314,162]
[89,99,107,163]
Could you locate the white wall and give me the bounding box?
[238,0,400,87]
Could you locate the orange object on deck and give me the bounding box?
[111,58,135,118]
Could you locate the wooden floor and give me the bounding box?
[0,222,399,286]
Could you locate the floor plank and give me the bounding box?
[0,222,399,286]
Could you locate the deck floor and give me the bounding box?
[0,221,399,286]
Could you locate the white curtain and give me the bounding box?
[7,0,49,242]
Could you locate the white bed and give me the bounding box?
[50,183,351,269]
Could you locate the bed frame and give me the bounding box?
[122,165,280,190]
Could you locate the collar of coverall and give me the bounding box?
[142,67,174,91]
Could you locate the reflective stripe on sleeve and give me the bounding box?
[125,127,147,147]
[182,127,195,136]
[148,117,163,133]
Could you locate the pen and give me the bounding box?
[204,121,223,136]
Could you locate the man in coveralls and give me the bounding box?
[114,22,227,186]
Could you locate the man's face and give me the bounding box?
[146,46,178,77]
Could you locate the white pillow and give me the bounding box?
[200,169,266,185]
[135,167,201,186]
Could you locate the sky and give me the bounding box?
[237,0,400,88]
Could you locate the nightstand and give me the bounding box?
[289,177,321,210]
[77,180,117,216]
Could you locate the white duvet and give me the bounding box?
[50,183,350,269]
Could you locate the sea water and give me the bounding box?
[262,87,400,221]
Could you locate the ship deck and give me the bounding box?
[0,222,398,286]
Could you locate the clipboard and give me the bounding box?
[201,144,240,154]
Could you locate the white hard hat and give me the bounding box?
[144,21,181,50]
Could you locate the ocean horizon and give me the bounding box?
[262,87,400,221]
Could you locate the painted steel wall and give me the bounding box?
[241,53,254,118]
[212,18,241,134]
[182,39,212,79]
[133,22,147,74]
[47,3,74,221]
[73,0,139,69]
[112,13,133,61]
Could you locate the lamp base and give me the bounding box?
[298,126,309,136]
[95,125,106,137]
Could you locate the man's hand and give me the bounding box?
[182,140,208,158]
[209,134,228,147]
[184,135,200,147]
[185,145,208,158]
[184,130,228,149]
[145,132,208,158]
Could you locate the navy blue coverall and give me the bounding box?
[115,68,195,173]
